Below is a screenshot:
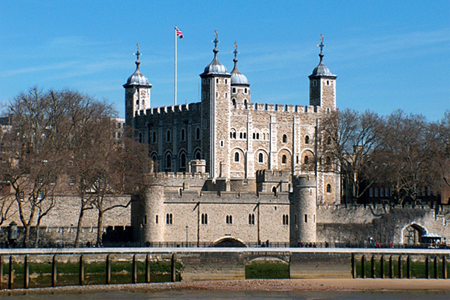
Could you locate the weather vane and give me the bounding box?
[318,34,325,54]
[212,30,219,48]
[134,43,141,61]
[233,41,239,58]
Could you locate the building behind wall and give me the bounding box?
[126,32,340,246]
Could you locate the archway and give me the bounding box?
[402,223,427,245]
[211,237,247,247]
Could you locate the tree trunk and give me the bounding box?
[74,199,86,248]
[96,209,103,247]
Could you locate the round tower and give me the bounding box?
[123,44,152,127]
[308,34,337,111]
[292,175,317,244]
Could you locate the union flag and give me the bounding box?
[175,27,183,39]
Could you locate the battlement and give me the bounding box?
[256,169,291,183]
[251,102,329,115]
[318,202,450,213]
[150,171,210,180]
[135,102,201,117]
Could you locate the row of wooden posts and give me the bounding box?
[0,253,178,290]
[351,254,448,279]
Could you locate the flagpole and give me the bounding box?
[174,27,177,106]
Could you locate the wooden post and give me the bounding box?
[24,255,29,289]
[145,254,151,283]
[380,255,385,279]
[79,255,85,286]
[389,255,393,279]
[426,256,430,279]
[0,256,3,290]
[351,254,356,279]
[398,255,403,279]
[171,253,176,282]
[371,255,375,278]
[132,254,137,284]
[106,255,111,284]
[443,255,447,279]
[8,256,13,289]
[434,256,438,279]
[406,255,411,279]
[51,255,57,287]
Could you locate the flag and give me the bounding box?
[175,27,183,39]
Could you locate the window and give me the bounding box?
[304,214,308,223]
[143,215,147,225]
[283,214,289,225]
[225,79,228,84]
[232,87,236,93]
[226,215,233,224]
[216,78,219,83]
[234,152,240,163]
[181,129,186,141]
[282,134,287,143]
[244,99,248,109]
[272,186,277,196]
[195,151,201,160]
[139,132,143,143]
[312,80,317,87]
[195,127,200,140]
[152,131,157,143]
[225,92,228,98]
[327,137,332,145]
[232,99,236,109]
[180,153,186,168]
[305,135,310,144]
[165,153,172,170]
[155,215,159,224]
[220,140,224,147]
[248,214,255,225]
[304,156,309,164]
[244,88,248,94]
[166,213,173,224]
[326,156,331,165]
[282,155,287,164]
[201,213,208,225]
[258,153,264,163]
[327,184,332,193]
[166,130,171,142]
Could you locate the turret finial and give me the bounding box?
[233,41,239,59]
[134,43,141,68]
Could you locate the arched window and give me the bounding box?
[304,156,309,164]
[258,153,264,163]
[232,87,236,93]
[282,134,287,143]
[165,153,172,170]
[181,129,186,141]
[327,184,332,193]
[305,135,310,144]
[195,151,201,160]
[244,99,248,109]
[180,153,186,168]
[282,155,287,164]
[326,156,331,165]
[196,127,200,140]
[232,99,236,109]
[166,130,171,142]
[234,152,240,162]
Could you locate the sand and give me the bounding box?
[0,278,449,296]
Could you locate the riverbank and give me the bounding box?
[1,278,449,296]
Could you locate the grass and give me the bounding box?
[245,260,290,279]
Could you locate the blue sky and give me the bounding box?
[1,0,449,121]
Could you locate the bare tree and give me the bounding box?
[322,109,383,204]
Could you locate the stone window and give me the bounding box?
[166,130,171,142]
[195,127,200,140]
[272,186,277,196]
[294,214,297,225]
[244,88,248,94]
[195,151,201,160]
[232,87,236,94]
[304,156,309,164]
[152,131,157,143]
[166,213,173,225]
[155,215,158,224]
[327,184,332,193]
[282,134,287,143]
[225,79,228,84]
[258,153,264,163]
[143,215,147,225]
[220,140,224,147]
[282,155,287,164]
[304,214,308,223]
[180,153,186,168]
[226,215,233,224]
[201,213,208,225]
[326,156,331,165]
[232,99,236,109]
[248,214,255,225]
[225,92,228,98]
[181,129,186,141]
[216,78,219,84]
[312,80,317,87]
[234,152,240,163]
[244,99,248,109]
[165,153,172,171]
[327,137,332,144]
[139,132,143,143]
[305,135,310,144]
[283,214,289,225]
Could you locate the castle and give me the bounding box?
[126,32,340,246]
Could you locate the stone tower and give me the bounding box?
[308,35,337,111]
[292,175,317,244]
[124,44,152,127]
[199,31,231,178]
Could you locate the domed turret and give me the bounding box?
[200,31,230,77]
[309,35,336,79]
[123,45,152,88]
[230,42,249,86]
